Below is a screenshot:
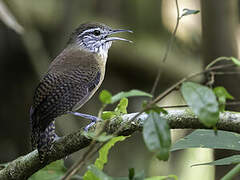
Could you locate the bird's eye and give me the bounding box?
[93,30,101,36]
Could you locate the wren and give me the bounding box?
[30,23,132,162]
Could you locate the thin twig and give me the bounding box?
[205,56,233,70]
[213,71,240,75]
[162,0,180,63]
[152,63,236,106]
[161,104,188,108]
[61,142,97,180]
[98,104,106,118]
[226,101,240,106]
[150,0,180,96]
[130,63,237,121]
[160,101,240,109]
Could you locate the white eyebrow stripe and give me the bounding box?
[78,28,101,37]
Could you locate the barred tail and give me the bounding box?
[37,121,56,162]
[30,107,39,150]
[30,106,57,162]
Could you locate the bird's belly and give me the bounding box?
[72,72,104,111]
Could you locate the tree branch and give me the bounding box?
[1,109,240,180]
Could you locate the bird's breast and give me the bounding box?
[47,48,108,111]
[71,55,107,111]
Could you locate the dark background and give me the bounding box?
[0,0,239,179]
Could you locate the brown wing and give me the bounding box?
[32,70,100,131]
[31,48,102,131]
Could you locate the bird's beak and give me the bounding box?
[106,29,133,43]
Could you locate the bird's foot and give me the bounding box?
[68,111,101,131]
[69,112,101,121]
[84,120,97,131]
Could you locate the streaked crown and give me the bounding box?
[68,23,132,54]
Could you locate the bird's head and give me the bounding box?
[68,23,132,55]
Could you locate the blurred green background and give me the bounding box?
[0,0,240,179]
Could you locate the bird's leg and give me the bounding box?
[69,112,100,121]
[68,111,101,131]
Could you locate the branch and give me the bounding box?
[150,0,180,96]
[1,109,240,179]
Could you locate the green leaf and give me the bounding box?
[145,175,178,180]
[192,155,240,167]
[143,111,171,161]
[181,8,200,17]
[87,165,112,180]
[84,136,128,180]
[133,171,145,180]
[99,90,112,104]
[214,86,234,112]
[111,90,152,104]
[171,129,240,152]
[82,131,113,142]
[151,107,168,115]
[29,160,66,180]
[101,111,116,120]
[96,134,114,142]
[114,98,128,115]
[85,167,176,180]
[231,57,240,66]
[100,89,152,105]
[87,166,145,180]
[142,101,168,115]
[181,82,219,127]
[95,136,128,169]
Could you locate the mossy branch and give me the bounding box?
[1,109,240,180]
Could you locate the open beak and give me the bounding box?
[106,29,133,43]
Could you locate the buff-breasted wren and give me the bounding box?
[30,23,132,162]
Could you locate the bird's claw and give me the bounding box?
[68,111,102,131]
[84,121,97,131]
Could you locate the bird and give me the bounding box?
[30,23,132,162]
